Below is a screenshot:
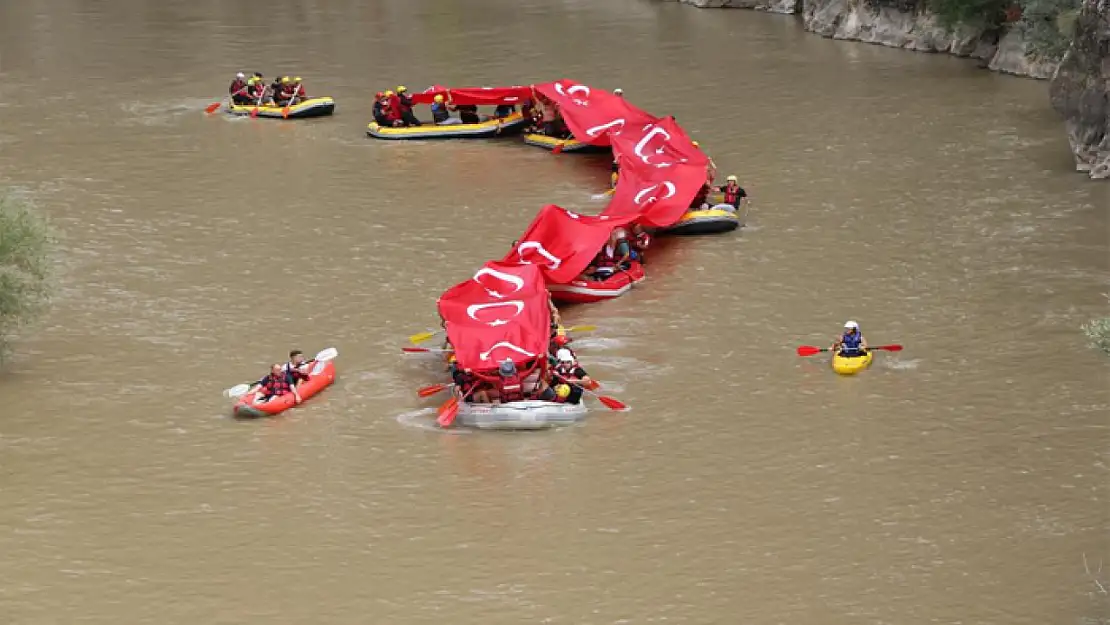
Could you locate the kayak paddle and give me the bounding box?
[223,347,339,398]
[402,346,451,354]
[205,101,224,114]
[553,374,626,411]
[418,383,453,398]
[437,385,476,428]
[796,344,903,357]
[282,84,302,119]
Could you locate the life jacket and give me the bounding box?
[431,102,449,123]
[261,372,293,396]
[553,361,579,381]
[497,372,524,403]
[398,93,414,112]
[841,331,863,354]
[723,184,743,206]
[634,231,650,250]
[229,78,245,95]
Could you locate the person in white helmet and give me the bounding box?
[228,72,250,104]
[832,321,868,357]
[551,348,592,404]
[613,88,623,97]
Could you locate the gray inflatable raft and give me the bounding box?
[455,399,588,430]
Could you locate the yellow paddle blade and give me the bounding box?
[566,324,597,333]
[409,331,437,344]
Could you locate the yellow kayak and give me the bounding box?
[367,112,529,140]
[831,350,873,375]
[226,97,336,119]
[664,208,740,235]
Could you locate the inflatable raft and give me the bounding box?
[227,97,336,119]
[548,261,646,304]
[832,350,873,376]
[664,208,741,235]
[233,359,337,418]
[367,112,529,140]
[456,399,588,430]
[522,133,611,154]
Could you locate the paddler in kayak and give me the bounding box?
[552,348,593,403]
[254,363,306,404]
[710,175,748,212]
[229,72,249,104]
[395,86,422,126]
[629,223,651,263]
[584,228,632,280]
[832,321,869,358]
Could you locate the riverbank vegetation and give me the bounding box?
[1081,296,1110,356]
[879,0,1082,61]
[0,193,54,362]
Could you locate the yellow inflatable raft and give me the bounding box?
[831,350,873,375]
[227,97,336,119]
[522,133,611,153]
[367,112,529,140]
[664,208,740,235]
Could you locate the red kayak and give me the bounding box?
[233,360,337,418]
[548,261,646,304]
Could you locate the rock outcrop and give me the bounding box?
[671,0,799,14]
[1049,0,1109,178]
[668,0,1059,79]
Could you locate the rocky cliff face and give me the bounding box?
[1049,0,1109,178]
[668,0,1059,79]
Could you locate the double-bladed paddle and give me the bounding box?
[795,344,903,357]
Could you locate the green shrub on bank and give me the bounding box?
[0,193,54,361]
[1082,296,1110,355]
[1018,0,1080,61]
[919,0,1078,62]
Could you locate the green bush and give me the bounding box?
[1082,312,1110,356]
[0,193,54,361]
[1019,0,1080,61]
[927,0,1009,29]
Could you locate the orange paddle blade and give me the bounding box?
[205,102,222,114]
[872,344,903,352]
[796,346,824,356]
[552,143,564,154]
[418,383,448,398]
[402,347,432,353]
[250,108,260,118]
[282,107,291,119]
[437,398,460,427]
[596,395,627,411]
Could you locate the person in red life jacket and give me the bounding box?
[372,92,391,126]
[395,86,422,126]
[274,77,297,106]
[585,228,632,280]
[287,76,307,105]
[254,363,304,404]
[382,90,405,127]
[710,175,748,212]
[447,355,490,403]
[492,359,525,404]
[629,223,651,263]
[229,72,250,104]
[552,349,593,403]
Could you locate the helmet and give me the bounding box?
[375,91,383,99]
[447,354,457,364]
[294,76,302,82]
[613,88,623,95]
[844,320,860,330]
[385,90,394,97]
[555,384,571,399]
[613,227,628,239]
[236,72,245,79]
[281,77,291,84]
[691,140,700,147]
[555,348,574,363]
[433,94,444,103]
[726,175,738,182]
[247,77,257,85]
[396,86,407,93]
[553,334,570,347]
[498,359,516,376]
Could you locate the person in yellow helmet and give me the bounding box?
[394,85,421,126]
[286,76,307,104]
[275,76,296,106]
[430,93,460,125]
